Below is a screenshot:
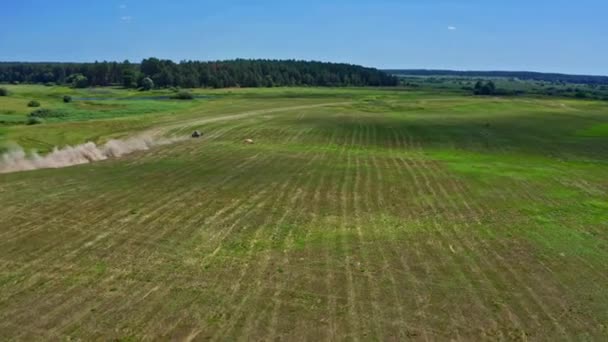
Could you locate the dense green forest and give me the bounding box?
[0,59,398,88]
[386,69,608,85]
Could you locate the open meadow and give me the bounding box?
[1,85,608,340]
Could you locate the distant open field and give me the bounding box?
[1,86,607,340]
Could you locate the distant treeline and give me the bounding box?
[386,69,608,85]
[0,59,398,88]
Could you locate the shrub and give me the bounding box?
[141,77,154,91]
[26,117,44,125]
[44,82,56,87]
[574,90,588,99]
[28,108,66,118]
[63,95,72,103]
[171,91,194,100]
[0,87,8,96]
[73,75,89,88]
[473,81,497,96]
[27,100,41,107]
[67,73,89,88]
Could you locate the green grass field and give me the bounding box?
[1,86,607,340]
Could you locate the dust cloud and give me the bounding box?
[0,135,185,174]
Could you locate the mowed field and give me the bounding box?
[1,87,608,340]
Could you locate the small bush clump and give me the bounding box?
[473,81,497,96]
[67,74,89,88]
[27,100,41,107]
[28,108,66,118]
[575,90,588,99]
[171,91,194,100]
[141,77,154,91]
[0,87,8,96]
[26,117,44,125]
[63,95,72,103]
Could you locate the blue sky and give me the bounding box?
[1,0,606,75]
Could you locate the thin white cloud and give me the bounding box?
[119,4,127,9]
[121,16,133,23]
[448,26,457,31]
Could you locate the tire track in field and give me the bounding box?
[247,114,326,338]
[3,141,258,332]
[399,143,506,337]
[262,122,334,340]
[402,172,471,338]
[10,139,230,264]
[245,179,314,339]
[369,152,409,339]
[127,145,274,263]
[438,191,565,337]
[0,157,203,323]
[162,120,318,304]
[205,158,317,339]
[86,119,272,254]
[402,130,570,338]
[194,126,324,260]
[0,175,124,243]
[0,121,280,334]
[1,128,225,246]
[322,124,351,340]
[68,147,236,251]
[385,129,436,340]
[0,178,86,234]
[105,133,303,338]
[483,172,604,335]
[419,162,573,339]
[515,176,608,284]
[368,124,411,338]
[351,123,384,340]
[338,130,361,342]
[124,161,270,270]
[138,119,330,336]
[0,123,223,237]
[292,139,331,338]
[394,128,503,338]
[402,137,536,337]
[339,121,382,340]
[388,130,441,339]
[395,129,533,338]
[290,125,340,339]
[221,149,326,339]
[411,151,535,338]
[141,187,278,339]
[190,140,323,340]
[103,146,296,337]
